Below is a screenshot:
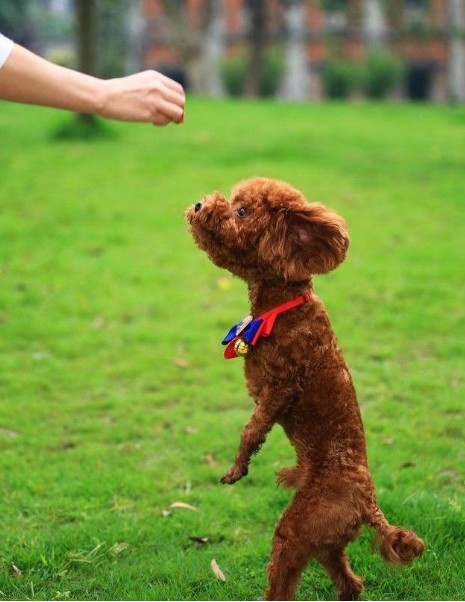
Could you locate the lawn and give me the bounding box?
[0,98,464,601]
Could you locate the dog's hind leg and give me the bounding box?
[264,488,364,601]
[264,527,314,601]
[264,492,316,601]
[314,547,364,601]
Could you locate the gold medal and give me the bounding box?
[234,338,250,357]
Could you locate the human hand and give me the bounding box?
[99,70,185,126]
[220,462,248,485]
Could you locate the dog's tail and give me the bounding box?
[366,501,424,565]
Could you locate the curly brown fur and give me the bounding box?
[186,177,424,601]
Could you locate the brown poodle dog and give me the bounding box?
[186,177,424,601]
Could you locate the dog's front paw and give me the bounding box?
[220,463,248,485]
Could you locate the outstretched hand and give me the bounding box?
[100,70,185,126]
[0,44,185,126]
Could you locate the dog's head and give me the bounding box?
[186,177,349,283]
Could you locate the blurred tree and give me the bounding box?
[28,2,74,60]
[127,0,144,74]
[362,0,386,48]
[160,0,224,95]
[72,0,132,126]
[243,0,268,97]
[74,0,97,124]
[0,0,35,48]
[447,0,465,102]
[319,0,346,11]
[383,0,403,32]
[97,0,132,78]
[74,0,133,80]
[74,0,97,77]
[279,0,309,101]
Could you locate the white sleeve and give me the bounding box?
[0,34,14,69]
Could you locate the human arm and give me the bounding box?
[0,41,185,125]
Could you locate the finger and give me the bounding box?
[144,70,184,100]
[160,86,185,110]
[150,70,184,94]
[152,113,171,127]
[161,75,185,97]
[154,99,184,124]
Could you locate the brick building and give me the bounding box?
[141,0,465,102]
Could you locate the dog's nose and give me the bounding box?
[194,201,203,213]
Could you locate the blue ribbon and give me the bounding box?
[222,318,263,346]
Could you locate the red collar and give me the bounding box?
[222,291,312,359]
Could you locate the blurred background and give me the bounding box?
[1,3,465,601]
[1,0,465,104]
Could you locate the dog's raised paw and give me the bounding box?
[220,463,248,484]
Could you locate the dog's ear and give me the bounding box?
[258,203,349,280]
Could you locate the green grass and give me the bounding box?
[0,98,464,601]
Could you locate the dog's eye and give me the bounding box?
[235,207,247,218]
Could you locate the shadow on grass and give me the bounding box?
[51,115,116,142]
